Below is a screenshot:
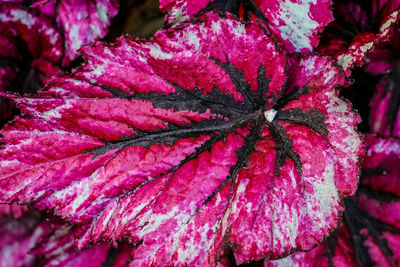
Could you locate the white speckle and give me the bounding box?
[269,255,299,266]
[338,41,373,70]
[0,159,19,167]
[69,24,83,52]
[96,2,109,22]
[274,0,318,51]
[35,190,46,199]
[245,202,252,213]
[121,200,148,226]
[41,101,73,119]
[379,11,399,32]
[77,12,84,20]
[146,43,173,60]
[231,179,248,213]
[70,179,92,213]
[211,20,221,33]
[11,10,35,28]
[264,109,277,122]
[0,10,36,29]
[45,28,59,45]
[288,168,297,188]
[90,25,101,36]
[0,13,8,21]
[92,65,106,76]
[311,155,337,214]
[177,223,212,262]
[369,139,400,156]
[226,19,245,37]
[167,2,188,24]
[187,31,200,50]
[140,206,190,235]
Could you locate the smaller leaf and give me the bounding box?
[31,0,119,64]
[317,0,400,76]
[369,56,400,138]
[266,135,400,267]
[159,0,334,53]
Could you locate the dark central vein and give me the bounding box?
[88,110,264,156]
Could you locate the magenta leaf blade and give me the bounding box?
[0,13,362,265]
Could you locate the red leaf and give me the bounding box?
[0,13,362,265]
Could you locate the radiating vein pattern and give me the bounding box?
[0,13,363,266]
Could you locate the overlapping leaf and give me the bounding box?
[0,2,63,88]
[0,13,362,265]
[159,0,333,53]
[265,135,400,267]
[0,209,131,266]
[0,203,27,218]
[318,0,400,76]
[0,2,63,126]
[364,24,400,138]
[32,0,119,63]
[0,0,118,127]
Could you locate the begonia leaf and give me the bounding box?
[0,210,130,266]
[0,3,63,85]
[0,211,48,266]
[318,0,400,76]
[0,13,362,265]
[0,2,63,126]
[31,0,119,64]
[159,0,334,53]
[0,203,28,218]
[31,223,115,267]
[266,135,400,267]
[265,221,356,267]
[370,71,400,138]
[364,24,400,138]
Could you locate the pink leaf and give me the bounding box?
[159,0,334,53]
[0,13,362,265]
[370,73,400,138]
[0,2,63,126]
[0,203,28,218]
[0,3,63,81]
[317,0,400,76]
[0,211,130,266]
[31,0,119,63]
[265,221,357,267]
[266,135,400,266]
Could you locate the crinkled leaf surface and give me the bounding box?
[0,13,362,265]
[317,0,400,76]
[32,0,119,63]
[159,0,333,53]
[266,135,400,267]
